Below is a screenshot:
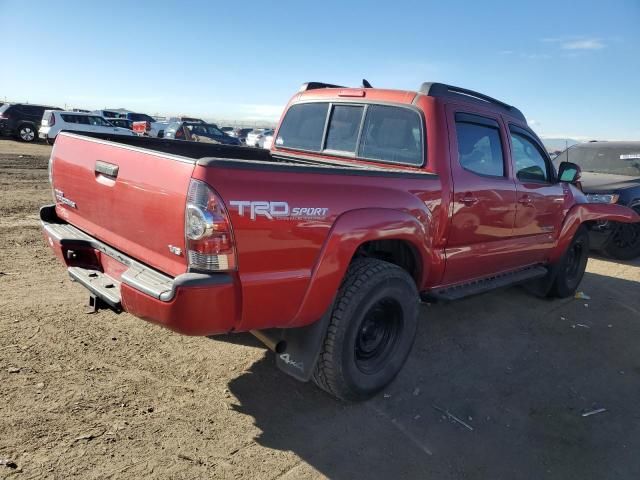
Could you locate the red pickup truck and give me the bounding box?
[41,81,640,401]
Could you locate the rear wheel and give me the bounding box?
[312,258,419,401]
[603,216,640,260]
[18,124,37,142]
[548,226,590,298]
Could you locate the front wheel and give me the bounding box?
[548,226,590,298]
[312,258,419,401]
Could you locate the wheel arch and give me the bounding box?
[289,208,433,328]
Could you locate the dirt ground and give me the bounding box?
[1,137,639,480]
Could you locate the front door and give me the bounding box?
[508,125,565,263]
[442,109,519,285]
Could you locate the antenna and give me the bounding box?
[362,79,373,88]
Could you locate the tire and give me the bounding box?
[46,138,55,146]
[17,124,37,142]
[603,212,640,260]
[312,258,419,401]
[548,226,590,298]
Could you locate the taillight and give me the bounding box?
[49,112,55,126]
[185,179,237,271]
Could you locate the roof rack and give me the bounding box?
[419,82,525,121]
[299,81,345,92]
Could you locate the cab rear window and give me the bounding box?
[276,102,424,166]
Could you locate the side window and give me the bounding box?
[61,114,89,125]
[359,105,423,166]
[455,115,505,177]
[325,105,364,153]
[276,102,329,151]
[510,131,550,182]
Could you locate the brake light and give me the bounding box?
[185,179,237,271]
[49,112,55,126]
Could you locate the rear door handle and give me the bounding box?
[461,194,479,206]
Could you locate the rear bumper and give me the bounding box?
[40,205,239,336]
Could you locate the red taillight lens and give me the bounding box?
[185,179,236,271]
[49,112,55,126]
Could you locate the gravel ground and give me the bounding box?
[1,137,639,479]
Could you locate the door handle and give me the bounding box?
[461,194,479,206]
[95,160,119,178]
[518,195,532,205]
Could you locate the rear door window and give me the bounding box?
[325,105,364,154]
[359,105,423,166]
[276,102,329,151]
[455,114,505,177]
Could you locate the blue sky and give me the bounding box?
[1,0,638,140]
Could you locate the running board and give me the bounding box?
[423,265,548,302]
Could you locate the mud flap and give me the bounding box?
[272,306,333,382]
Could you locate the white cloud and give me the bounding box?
[561,38,605,50]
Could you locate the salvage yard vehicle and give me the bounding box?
[0,103,61,142]
[163,121,241,145]
[128,112,167,138]
[40,81,640,401]
[554,141,640,260]
[39,111,135,144]
[106,118,134,130]
[245,128,271,147]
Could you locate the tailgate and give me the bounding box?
[50,132,194,277]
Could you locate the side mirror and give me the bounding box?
[558,161,581,184]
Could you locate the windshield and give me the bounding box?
[0,104,10,114]
[554,144,640,177]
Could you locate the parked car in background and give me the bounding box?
[554,141,640,259]
[163,121,241,145]
[226,127,253,144]
[220,126,234,134]
[245,128,273,147]
[93,110,121,119]
[262,130,274,149]
[0,103,62,142]
[107,118,134,130]
[39,111,136,144]
[258,130,274,150]
[128,112,167,138]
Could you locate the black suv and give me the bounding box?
[0,103,62,142]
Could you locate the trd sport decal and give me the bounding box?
[229,201,328,220]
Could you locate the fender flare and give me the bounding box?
[549,203,640,263]
[289,207,432,328]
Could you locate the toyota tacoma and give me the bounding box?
[41,81,640,401]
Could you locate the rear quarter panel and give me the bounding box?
[192,163,444,330]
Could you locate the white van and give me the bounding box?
[39,111,135,144]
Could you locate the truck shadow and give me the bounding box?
[226,271,640,479]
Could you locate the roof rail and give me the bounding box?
[419,82,526,121]
[299,81,346,92]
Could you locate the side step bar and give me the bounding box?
[68,267,122,311]
[423,265,548,302]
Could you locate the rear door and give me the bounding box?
[443,108,519,285]
[508,124,565,262]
